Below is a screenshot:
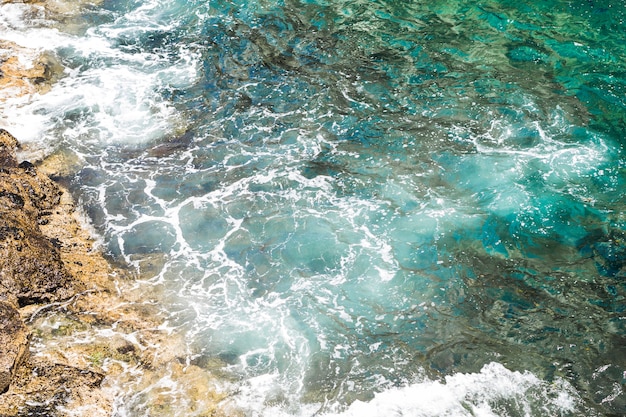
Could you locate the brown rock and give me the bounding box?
[0,130,17,148]
[0,132,79,306]
[0,217,78,306]
[0,282,18,308]
[0,300,29,394]
[0,359,108,416]
[0,129,19,167]
[0,41,64,100]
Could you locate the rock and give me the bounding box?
[0,131,109,414]
[36,147,84,180]
[0,129,19,166]
[0,215,78,306]
[0,359,108,417]
[0,206,77,306]
[0,300,29,394]
[0,41,64,100]
[0,282,18,308]
[0,131,61,216]
[579,228,626,278]
[0,132,79,306]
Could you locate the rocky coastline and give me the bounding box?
[0,134,230,416]
[0,4,124,414]
[0,128,112,415]
[0,2,231,416]
[0,127,219,416]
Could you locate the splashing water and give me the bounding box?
[2,0,626,415]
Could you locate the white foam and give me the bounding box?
[325,362,578,417]
[0,0,199,147]
[220,362,582,417]
[0,3,47,33]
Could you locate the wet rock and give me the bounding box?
[0,131,61,215]
[0,214,78,305]
[0,359,107,417]
[0,131,79,306]
[0,300,29,394]
[0,129,19,167]
[579,228,626,278]
[35,148,84,181]
[0,41,64,100]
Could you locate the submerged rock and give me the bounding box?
[578,228,626,278]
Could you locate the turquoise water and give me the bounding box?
[2,0,626,415]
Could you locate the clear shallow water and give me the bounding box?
[2,0,626,415]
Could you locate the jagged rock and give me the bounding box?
[0,130,79,306]
[0,359,107,416]
[0,216,78,306]
[0,300,29,394]
[0,130,61,215]
[0,204,77,306]
[0,129,19,167]
[0,41,64,100]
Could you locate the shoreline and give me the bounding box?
[0,127,114,415]
[0,2,232,415]
[0,129,181,415]
[0,134,231,416]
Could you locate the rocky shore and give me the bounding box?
[0,125,231,417]
[0,128,230,416]
[0,2,231,415]
[0,128,111,415]
[0,60,230,417]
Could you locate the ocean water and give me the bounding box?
[1,0,626,415]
